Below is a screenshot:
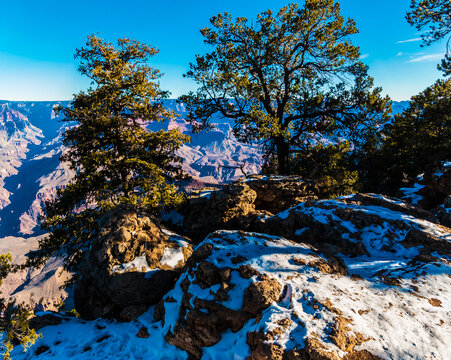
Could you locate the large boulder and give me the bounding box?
[181,176,322,241]
[244,175,319,214]
[182,183,263,241]
[74,207,192,321]
[156,227,450,359]
[259,193,448,257]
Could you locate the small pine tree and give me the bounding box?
[28,35,188,273]
[0,254,40,360]
[292,141,360,197]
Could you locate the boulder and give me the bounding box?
[245,175,319,214]
[182,176,321,241]
[74,206,192,321]
[182,183,264,241]
[156,224,450,360]
[259,193,450,257]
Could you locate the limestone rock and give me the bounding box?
[182,176,321,241]
[74,206,192,321]
[182,183,261,241]
[156,226,450,360]
[245,175,319,214]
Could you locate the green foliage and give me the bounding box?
[292,141,360,197]
[406,0,451,75]
[0,254,40,360]
[28,35,188,272]
[0,254,13,283]
[67,309,80,318]
[0,302,40,360]
[377,79,451,192]
[181,0,391,174]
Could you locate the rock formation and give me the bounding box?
[74,207,192,321]
[181,176,321,241]
[3,178,451,360]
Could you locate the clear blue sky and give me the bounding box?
[0,0,447,101]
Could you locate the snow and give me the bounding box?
[9,308,188,360]
[112,255,154,273]
[399,183,425,205]
[160,247,185,268]
[198,190,214,199]
[433,169,443,178]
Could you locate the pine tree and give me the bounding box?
[406,0,451,75]
[380,79,451,191]
[181,0,391,175]
[28,35,188,272]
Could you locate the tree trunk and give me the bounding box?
[275,136,290,175]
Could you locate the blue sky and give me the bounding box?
[0,0,447,101]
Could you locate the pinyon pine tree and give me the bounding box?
[181,0,391,176]
[407,0,451,75]
[28,35,188,272]
[379,79,451,191]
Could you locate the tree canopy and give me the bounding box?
[379,78,451,191]
[406,0,451,75]
[181,0,391,175]
[29,35,188,272]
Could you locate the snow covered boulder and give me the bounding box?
[155,231,366,359]
[156,225,450,360]
[259,193,448,257]
[74,207,192,321]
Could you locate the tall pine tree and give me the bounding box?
[29,35,188,272]
[181,0,391,175]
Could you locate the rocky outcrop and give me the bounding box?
[74,207,192,321]
[244,175,319,214]
[181,176,322,241]
[155,225,450,359]
[259,193,450,257]
[181,183,265,241]
[7,191,451,359]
